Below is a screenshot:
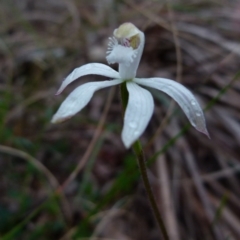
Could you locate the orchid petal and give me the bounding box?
[134,78,209,137]
[56,63,120,94]
[122,82,154,148]
[51,79,122,123]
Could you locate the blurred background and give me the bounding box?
[1,0,240,239]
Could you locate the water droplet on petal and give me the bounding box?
[129,121,137,128]
[191,100,196,106]
[196,112,201,117]
[134,130,140,136]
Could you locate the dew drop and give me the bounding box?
[134,130,140,136]
[191,100,196,106]
[129,121,137,128]
[196,112,201,117]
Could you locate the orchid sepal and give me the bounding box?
[52,79,122,123]
[56,63,120,95]
[121,82,154,148]
[134,78,210,138]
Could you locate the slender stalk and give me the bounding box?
[133,141,169,240]
[120,82,169,240]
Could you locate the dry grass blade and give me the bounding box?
[4,88,55,123]
[177,23,240,56]
[211,196,240,238]
[155,140,180,240]
[179,140,224,240]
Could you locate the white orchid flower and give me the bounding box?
[51,23,209,148]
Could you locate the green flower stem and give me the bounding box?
[120,82,169,240]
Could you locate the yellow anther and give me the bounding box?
[113,23,140,49]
